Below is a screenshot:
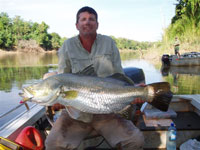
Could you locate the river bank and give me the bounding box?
[0,49,57,54]
[1,42,199,65]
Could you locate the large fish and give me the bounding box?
[19,66,173,122]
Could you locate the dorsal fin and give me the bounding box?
[76,64,97,76]
[108,73,135,85]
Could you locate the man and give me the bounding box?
[174,37,181,58]
[44,6,144,150]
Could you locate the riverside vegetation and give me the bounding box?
[0,0,200,62]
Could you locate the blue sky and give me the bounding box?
[0,0,177,42]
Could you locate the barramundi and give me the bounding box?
[20,69,173,119]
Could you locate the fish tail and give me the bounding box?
[147,82,173,111]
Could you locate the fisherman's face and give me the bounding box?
[76,12,98,36]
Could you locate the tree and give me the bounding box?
[50,32,61,50]
[0,13,14,49]
[164,0,200,44]
[32,22,51,49]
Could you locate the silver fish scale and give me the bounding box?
[58,84,140,114]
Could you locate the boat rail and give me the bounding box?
[0,102,45,140]
[0,103,30,119]
[0,101,45,134]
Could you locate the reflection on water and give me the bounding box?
[0,52,58,67]
[0,67,49,91]
[161,66,200,94]
[0,66,57,125]
[120,51,140,61]
[122,59,163,84]
[0,52,200,118]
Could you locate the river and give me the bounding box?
[0,52,200,127]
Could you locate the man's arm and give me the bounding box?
[57,41,72,74]
[111,40,124,74]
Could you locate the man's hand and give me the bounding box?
[131,98,145,104]
[52,103,65,111]
[131,83,146,104]
[43,72,58,80]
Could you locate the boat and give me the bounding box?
[162,52,200,67]
[1,67,200,150]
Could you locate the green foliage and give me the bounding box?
[111,36,153,50]
[60,37,67,46]
[50,32,61,50]
[0,13,64,51]
[12,16,32,41]
[31,21,51,49]
[164,0,200,44]
[0,13,14,49]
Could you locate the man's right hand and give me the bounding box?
[43,72,58,80]
[52,103,65,111]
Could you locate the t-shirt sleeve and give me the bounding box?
[111,39,124,74]
[57,41,72,73]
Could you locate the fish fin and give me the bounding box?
[118,104,136,120]
[148,82,173,111]
[66,106,93,123]
[107,73,134,85]
[77,64,97,76]
[62,90,78,99]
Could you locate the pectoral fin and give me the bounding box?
[66,106,93,123]
[62,90,78,99]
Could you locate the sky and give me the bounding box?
[0,0,177,42]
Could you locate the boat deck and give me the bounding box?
[0,95,200,149]
[173,94,200,111]
[137,94,200,149]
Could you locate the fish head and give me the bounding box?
[19,79,61,105]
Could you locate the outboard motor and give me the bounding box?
[161,54,170,66]
[123,67,145,84]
